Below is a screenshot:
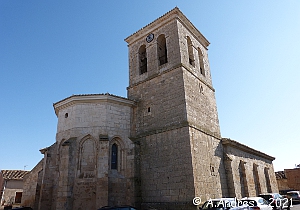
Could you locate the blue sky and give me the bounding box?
[0,1,299,172]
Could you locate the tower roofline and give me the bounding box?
[124,7,210,48]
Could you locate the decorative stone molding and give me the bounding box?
[127,62,215,92]
[53,93,136,116]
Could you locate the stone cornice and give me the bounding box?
[181,63,215,92]
[188,122,221,139]
[129,120,221,142]
[222,138,275,161]
[53,93,136,117]
[127,63,215,92]
[124,7,209,48]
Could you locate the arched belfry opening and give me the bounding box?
[198,47,205,76]
[157,34,168,66]
[139,45,147,74]
[187,36,195,67]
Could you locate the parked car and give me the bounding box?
[258,193,285,209]
[97,206,137,210]
[240,197,273,210]
[286,191,300,203]
[200,198,249,210]
[279,190,295,197]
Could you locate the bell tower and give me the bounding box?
[125,7,227,209]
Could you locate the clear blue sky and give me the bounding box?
[1,1,299,172]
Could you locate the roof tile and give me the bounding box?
[1,170,29,180]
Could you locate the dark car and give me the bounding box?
[12,207,33,210]
[258,193,285,209]
[98,206,137,210]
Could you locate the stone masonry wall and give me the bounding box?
[128,67,187,138]
[0,173,4,205]
[285,168,300,191]
[223,140,278,198]
[126,9,224,209]
[189,127,228,201]
[38,144,58,210]
[138,127,197,210]
[183,68,220,137]
[127,44,197,208]
[277,178,289,191]
[127,19,181,88]
[176,19,213,88]
[21,159,43,208]
[47,98,136,210]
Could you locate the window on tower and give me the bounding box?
[157,34,168,65]
[198,47,205,76]
[187,36,195,67]
[139,45,147,74]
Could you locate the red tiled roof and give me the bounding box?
[275,171,287,179]
[0,170,29,180]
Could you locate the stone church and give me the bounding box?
[21,7,278,210]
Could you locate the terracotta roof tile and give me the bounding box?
[275,171,287,179]
[0,170,30,180]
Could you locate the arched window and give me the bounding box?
[187,36,195,67]
[111,143,118,170]
[157,34,168,65]
[139,45,147,74]
[79,138,96,178]
[198,47,205,76]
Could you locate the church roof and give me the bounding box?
[0,170,29,180]
[222,138,275,161]
[125,7,210,48]
[53,93,136,116]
